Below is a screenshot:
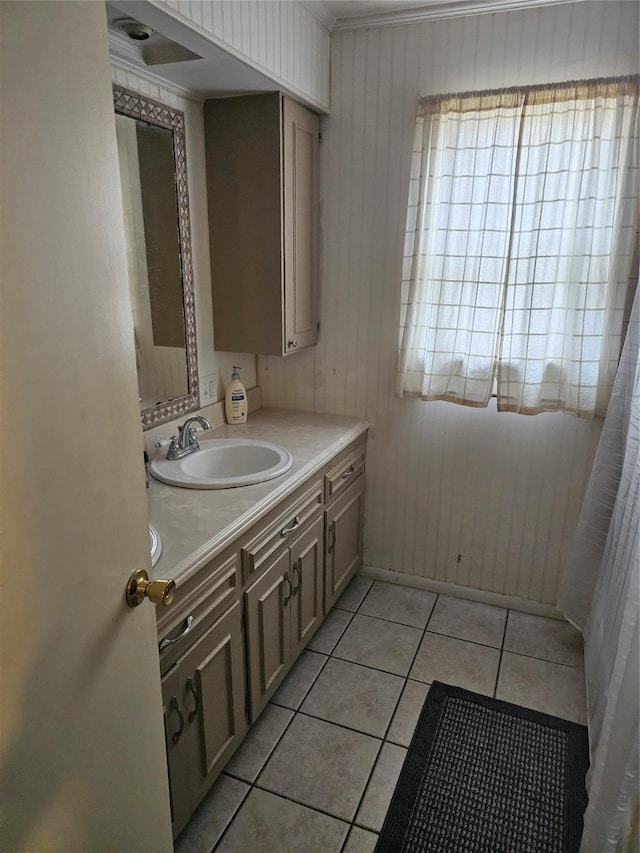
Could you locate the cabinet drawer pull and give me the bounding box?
[186,677,199,723]
[292,561,302,596]
[159,615,194,653]
[169,696,184,744]
[283,572,293,607]
[327,521,336,554]
[341,465,356,479]
[280,516,301,537]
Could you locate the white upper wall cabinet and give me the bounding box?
[204,92,320,357]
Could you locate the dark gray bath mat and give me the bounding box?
[375,681,588,853]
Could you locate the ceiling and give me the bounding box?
[107,0,581,104]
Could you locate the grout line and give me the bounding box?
[206,778,251,853]
[177,773,250,853]
[252,781,359,827]
[494,608,511,698]
[503,649,586,670]
[307,608,356,655]
[329,650,417,680]
[342,736,386,842]
[270,649,332,712]
[381,596,437,742]
[213,692,307,850]
[293,708,385,742]
[343,596,439,842]
[423,627,505,652]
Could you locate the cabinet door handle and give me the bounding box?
[341,465,356,479]
[186,677,199,723]
[159,615,194,653]
[292,560,302,596]
[169,696,184,744]
[280,515,301,537]
[288,339,298,349]
[327,521,336,554]
[283,572,293,607]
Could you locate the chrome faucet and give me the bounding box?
[166,416,212,460]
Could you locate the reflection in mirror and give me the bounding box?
[113,85,198,429]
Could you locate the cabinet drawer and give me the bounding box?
[241,479,323,582]
[324,437,366,504]
[157,548,240,672]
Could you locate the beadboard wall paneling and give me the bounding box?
[154,0,331,110]
[112,63,256,403]
[259,0,639,605]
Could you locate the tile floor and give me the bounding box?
[176,576,586,853]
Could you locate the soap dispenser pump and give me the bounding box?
[225,366,247,424]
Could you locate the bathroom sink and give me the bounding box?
[149,438,293,489]
[149,525,162,566]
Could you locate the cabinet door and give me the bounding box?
[283,96,319,354]
[290,515,324,659]
[161,665,191,838]
[245,550,292,720]
[182,602,247,813]
[325,476,365,610]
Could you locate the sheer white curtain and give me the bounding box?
[398,77,639,417]
[558,289,639,852]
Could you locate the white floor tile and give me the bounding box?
[410,631,500,695]
[504,611,584,667]
[427,595,507,648]
[496,651,587,724]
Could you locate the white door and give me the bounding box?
[1,3,173,850]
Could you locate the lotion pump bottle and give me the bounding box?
[225,366,247,424]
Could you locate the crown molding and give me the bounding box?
[331,0,584,32]
[302,0,337,30]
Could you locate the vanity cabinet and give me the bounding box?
[155,429,367,839]
[203,92,319,356]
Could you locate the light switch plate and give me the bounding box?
[201,370,218,404]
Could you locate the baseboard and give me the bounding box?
[359,564,565,621]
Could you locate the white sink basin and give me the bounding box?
[149,525,162,566]
[149,438,293,489]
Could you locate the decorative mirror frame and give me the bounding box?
[113,84,199,429]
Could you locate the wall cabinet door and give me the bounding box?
[290,515,324,658]
[204,92,319,356]
[282,96,319,353]
[161,602,246,839]
[245,549,292,720]
[325,476,365,611]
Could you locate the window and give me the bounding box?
[397,77,639,417]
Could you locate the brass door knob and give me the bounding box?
[126,569,176,608]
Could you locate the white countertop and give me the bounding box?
[148,408,369,586]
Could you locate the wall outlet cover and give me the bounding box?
[201,371,218,404]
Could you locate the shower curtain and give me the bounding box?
[558,288,639,853]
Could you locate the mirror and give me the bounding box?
[113,84,198,429]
